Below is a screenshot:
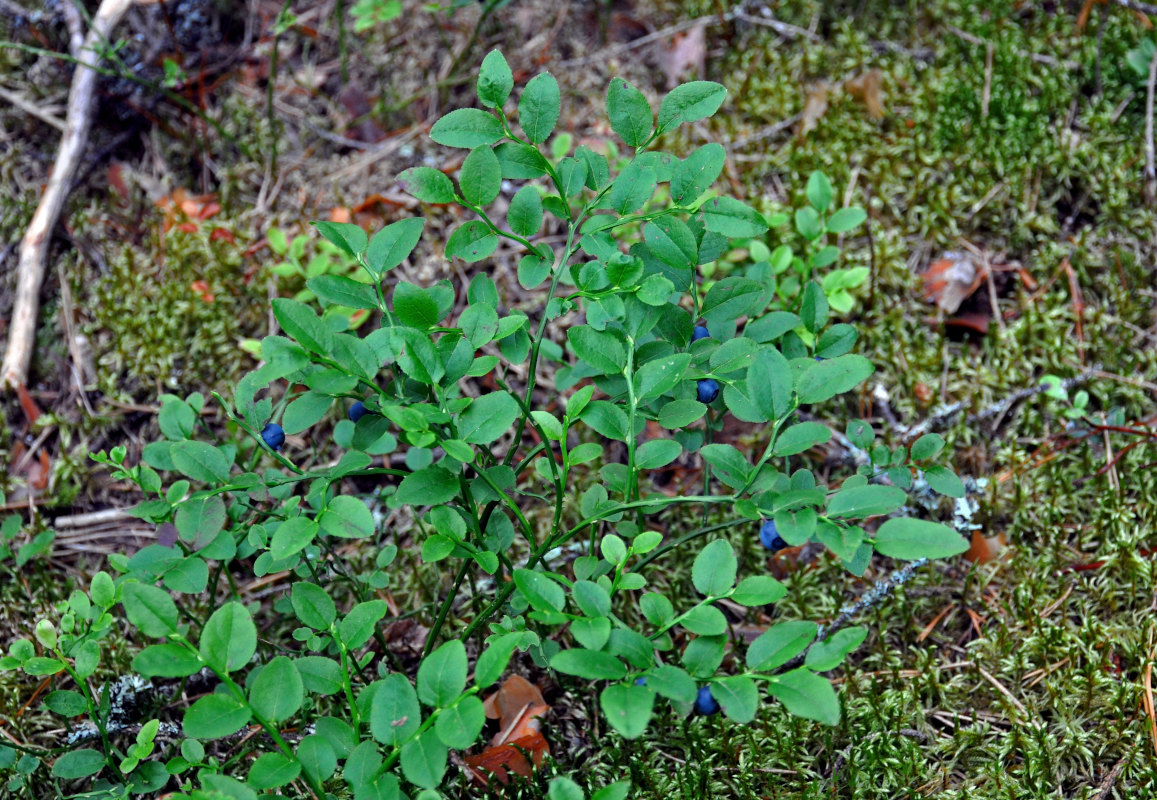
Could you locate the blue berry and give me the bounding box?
[635,677,647,687]
[692,325,710,342]
[694,685,719,715]
[349,401,368,422]
[261,422,285,451]
[697,378,720,404]
[760,519,788,552]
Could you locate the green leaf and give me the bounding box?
[273,298,333,357]
[399,166,457,203]
[44,689,89,717]
[319,495,375,539]
[692,539,737,597]
[401,729,447,789]
[396,466,459,506]
[519,72,560,143]
[459,145,502,207]
[247,752,301,790]
[338,600,388,649]
[709,337,758,374]
[767,668,840,725]
[393,283,441,329]
[681,604,728,635]
[569,325,626,375]
[657,399,707,429]
[269,516,319,560]
[23,657,65,675]
[608,161,657,214]
[295,656,343,695]
[164,556,209,594]
[514,569,565,612]
[644,664,697,703]
[701,196,768,237]
[635,354,692,402]
[297,734,337,784]
[132,643,202,678]
[475,632,521,688]
[445,220,499,262]
[365,216,425,275]
[593,782,632,800]
[200,602,257,674]
[250,656,304,721]
[51,749,106,779]
[636,439,682,469]
[796,354,874,404]
[477,49,513,108]
[746,620,817,671]
[549,777,586,800]
[924,465,966,498]
[600,684,654,739]
[826,485,906,518]
[370,673,421,745]
[805,171,833,212]
[773,422,832,456]
[121,582,179,638]
[805,627,868,671]
[430,108,504,149]
[644,217,697,270]
[552,648,626,680]
[731,575,787,606]
[671,142,725,203]
[417,640,467,708]
[747,346,793,421]
[313,221,367,257]
[581,400,629,441]
[572,580,612,618]
[799,281,829,334]
[460,303,499,348]
[795,206,823,240]
[508,185,544,237]
[910,433,945,461]
[435,695,486,749]
[826,206,867,233]
[606,78,653,147]
[658,81,727,129]
[873,518,968,559]
[712,675,759,723]
[701,277,765,320]
[90,571,115,609]
[699,444,750,490]
[281,391,331,435]
[171,440,231,484]
[183,693,251,739]
[307,274,378,310]
[458,392,521,445]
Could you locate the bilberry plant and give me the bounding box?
[2,50,968,798]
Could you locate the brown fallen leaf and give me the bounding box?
[796,82,829,139]
[844,70,885,120]
[920,251,987,314]
[659,20,706,89]
[464,730,550,788]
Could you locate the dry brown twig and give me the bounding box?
[1145,50,1157,206]
[1,0,139,391]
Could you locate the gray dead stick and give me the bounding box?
[1,0,137,390]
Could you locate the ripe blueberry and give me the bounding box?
[261,422,285,451]
[760,519,788,552]
[349,401,368,422]
[635,677,647,687]
[692,324,710,342]
[697,378,720,404]
[694,685,719,716]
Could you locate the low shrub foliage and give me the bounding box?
[1,50,967,799]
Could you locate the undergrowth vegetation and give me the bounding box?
[0,1,1155,798]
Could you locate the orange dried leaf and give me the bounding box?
[920,251,987,314]
[796,82,829,139]
[465,731,549,788]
